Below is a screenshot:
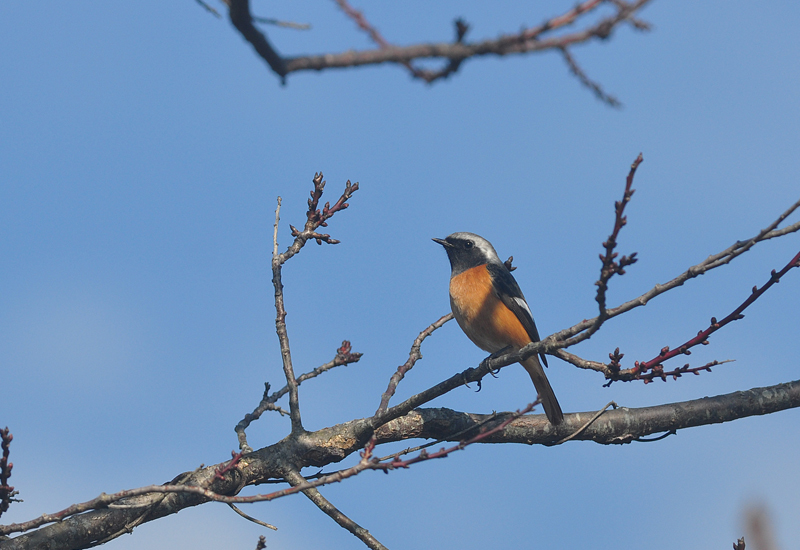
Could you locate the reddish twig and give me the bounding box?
[596,153,642,312]
[374,403,537,471]
[556,248,800,384]
[556,197,800,348]
[215,451,243,481]
[375,313,453,417]
[566,153,642,346]
[332,0,392,49]
[624,249,800,380]
[288,174,359,246]
[0,428,15,518]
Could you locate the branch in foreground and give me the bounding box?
[3,379,799,547]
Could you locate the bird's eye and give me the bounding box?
[464,240,474,249]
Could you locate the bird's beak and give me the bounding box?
[432,237,453,248]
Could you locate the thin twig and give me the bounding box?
[284,469,388,550]
[195,0,222,18]
[253,17,311,30]
[228,503,277,531]
[560,47,621,107]
[375,313,453,417]
[555,197,800,348]
[0,428,16,518]
[549,401,617,445]
[236,342,363,452]
[271,197,303,433]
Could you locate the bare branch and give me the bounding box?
[228,0,287,80]
[228,503,277,531]
[271,197,303,433]
[236,341,362,452]
[555,197,800,348]
[284,469,388,550]
[560,47,621,107]
[4,380,800,545]
[376,380,800,446]
[224,0,653,87]
[551,247,800,383]
[267,175,359,435]
[0,428,15,519]
[375,313,453,417]
[252,17,311,30]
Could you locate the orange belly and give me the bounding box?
[449,265,531,353]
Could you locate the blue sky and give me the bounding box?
[2,1,800,549]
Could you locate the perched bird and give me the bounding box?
[433,232,563,424]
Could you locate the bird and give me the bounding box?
[433,232,563,424]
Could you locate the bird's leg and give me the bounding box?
[480,346,513,377]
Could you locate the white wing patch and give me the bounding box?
[513,296,533,319]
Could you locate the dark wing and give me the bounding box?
[486,262,548,367]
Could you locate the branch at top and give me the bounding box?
[560,47,621,107]
[228,0,287,80]
[223,0,653,88]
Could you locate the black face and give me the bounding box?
[433,233,494,275]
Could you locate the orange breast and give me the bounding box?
[449,265,531,353]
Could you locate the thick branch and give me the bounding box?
[375,380,800,446]
[228,0,287,78]
[4,379,799,548]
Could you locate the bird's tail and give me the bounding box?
[521,355,563,425]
